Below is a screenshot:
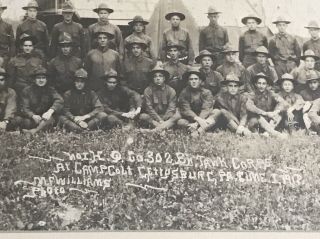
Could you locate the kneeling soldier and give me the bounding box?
[216,73,251,135]
[59,68,107,133]
[139,65,179,131]
[177,67,220,137]
[98,69,142,129]
[20,66,63,134]
[308,98,320,134]
[246,73,288,138]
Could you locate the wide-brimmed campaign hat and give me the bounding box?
[305,21,320,29]
[0,2,7,10]
[301,49,320,61]
[101,69,121,81]
[22,0,39,10]
[206,6,221,14]
[306,70,320,82]
[272,16,291,24]
[125,37,148,50]
[58,32,73,45]
[148,65,170,80]
[93,28,115,39]
[222,73,243,86]
[165,11,186,21]
[277,73,295,86]
[182,67,205,81]
[128,15,149,26]
[61,1,75,13]
[195,50,215,63]
[74,68,88,80]
[93,3,114,14]
[241,14,262,25]
[19,33,38,46]
[253,72,273,85]
[221,44,239,54]
[254,46,269,56]
[165,42,185,51]
[31,66,48,77]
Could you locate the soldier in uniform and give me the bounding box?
[159,10,194,65]
[7,34,45,94]
[50,2,86,59]
[269,16,301,78]
[16,0,49,58]
[85,29,121,92]
[59,68,107,133]
[0,2,15,69]
[48,32,83,94]
[199,6,229,69]
[303,21,320,71]
[124,16,155,61]
[247,46,278,93]
[123,37,154,95]
[98,69,142,129]
[19,66,64,135]
[299,70,320,101]
[162,43,189,95]
[88,3,123,59]
[308,98,320,134]
[239,14,268,68]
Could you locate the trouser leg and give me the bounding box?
[105,114,124,129]
[139,113,155,128]
[176,119,190,129]
[59,116,83,133]
[247,117,259,132]
[87,112,108,130]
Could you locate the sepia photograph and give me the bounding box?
[0,0,320,235]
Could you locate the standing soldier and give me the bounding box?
[48,32,83,95]
[123,37,154,95]
[50,2,86,59]
[303,21,320,71]
[19,66,64,135]
[85,29,121,92]
[88,3,123,59]
[16,0,49,58]
[59,68,107,133]
[291,50,320,93]
[159,10,194,65]
[247,46,278,92]
[269,16,301,78]
[199,6,229,69]
[125,16,155,61]
[98,69,142,129]
[0,2,15,69]
[7,34,45,94]
[163,43,189,95]
[239,14,268,68]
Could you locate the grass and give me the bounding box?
[0,129,319,231]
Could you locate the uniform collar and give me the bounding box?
[277,32,288,38]
[171,26,180,31]
[27,17,37,23]
[152,83,166,90]
[209,21,219,28]
[63,20,74,25]
[98,19,109,25]
[98,46,109,52]
[168,59,180,66]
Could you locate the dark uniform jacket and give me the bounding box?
[303,38,320,70]
[247,63,278,92]
[0,18,15,60]
[300,88,320,101]
[124,33,155,60]
[200,67,223,97]
[163,60,188,95]
[269,33,301,62]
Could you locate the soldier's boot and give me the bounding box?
[258,117,287,139]
[23,118,55,135]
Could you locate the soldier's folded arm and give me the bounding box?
[3,88,17,121]
[62,91,76,120]
[199,90,214,119]
[246,94,266,116]
[50,88,64,114]
[308,99,320,123]
[144,88,162,122]
[88,91,104,118]
[178,92,198,120]
[163,88,177,120]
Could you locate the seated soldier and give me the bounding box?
[59,68,107,133]
[162,42,189,95]
[196,50,223,98]
[215,73,251,136]
[123,37,154,95]
[277,73,305,133]
[177,67,220,137]
[246,73,288,138]
[20,66,64,135]
[0,68,18,132]
[308,98,320,134]
[98,69,142,129]
[139,65,179,131]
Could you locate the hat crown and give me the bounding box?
[132,15,145,22]
[223,44,238,52]
[273,16,290,23]
[0,1,7,8]
[74,68,88,78]
[58,32,73,43]
[129,36,147,45]
[33,66,47,76]
[0,67,6,74]
[62,1,74,10]
[306,20,319,28]
[97,3,110,9]
[207,6,220,14]
[104,69,118,78]
[306,70,320,80]
[226,73,240,82]
[304,49,316,56]
[255,46,269,54]
[19,33,32,41]
[256,72,267,78]
[25,0,39,8]
[199,49,213,56]
[151,64,166,72]
[187,66,201,74]
[281,73,294,80]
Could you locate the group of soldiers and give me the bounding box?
[0,0,320,137]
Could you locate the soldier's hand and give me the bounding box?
[303,101,312,113]
[0,121,7,130]
[287,111,294,122]
[32,115,42,124]
[188,122,198,130]
[195,117,209,129]
[42,109,54,121]
[236,125,245,135]
[74,115,89,123]
[79,121,88,129]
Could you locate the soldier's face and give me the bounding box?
[61,45,72,56]
[225,52,237,63]
[309,28,320,39]
[308,80,319,91]
[131,44,142,57]
[282,80,294,93]
[201,56,213,68]
[97,34,108,47]
[63,12,73,22]
[35,75,47,87]
[256,54,267,64]
[98,10,109,22]
[27,8,37,19]
[227,82,239,95]
[207,13,219,23]
[246,19,258,30]
[153,72,165,87]
[170,16,181,28]
[276,23,288,33]
[74,78,86,90]
[305,57,315,69]
[133,22,144,33]
[22,40,34,54]
[106,78,117,90]
[168,47,179,60]
[256,78,268,92]
[188,74,202,89]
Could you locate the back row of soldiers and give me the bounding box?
[0,1,320,137]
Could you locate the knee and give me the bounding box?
[177,119,189,127]
[139,113,151,122]
[95,112,108,120]
[248,117,259,128]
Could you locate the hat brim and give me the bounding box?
[62,9,75,13]
[32,72,49,77]
[254,51,270,57]
[149,70,170,81]
[253,75,273,85]
[305,26,320,29]
[94,32,115,39]
[195,54,215,63]
[22,6,39,10]
[272,20,291,24]
[183,71,205,81]
[165,12,186,21]
[241,17,262,25]
[221,80,244,86]
[301,55,320,61]
[19,36,38,46]
[125,42,148,50]
[306,77,320,82]
[101,75,122,81]
[206,11,222,14]
[222,50,239,54]
[0,6,7,10]
[165,45,185,51]
[128,20,149,26]
[58,41,74,46]
[93,8,114,14]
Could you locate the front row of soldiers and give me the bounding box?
[1,57,320,137]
